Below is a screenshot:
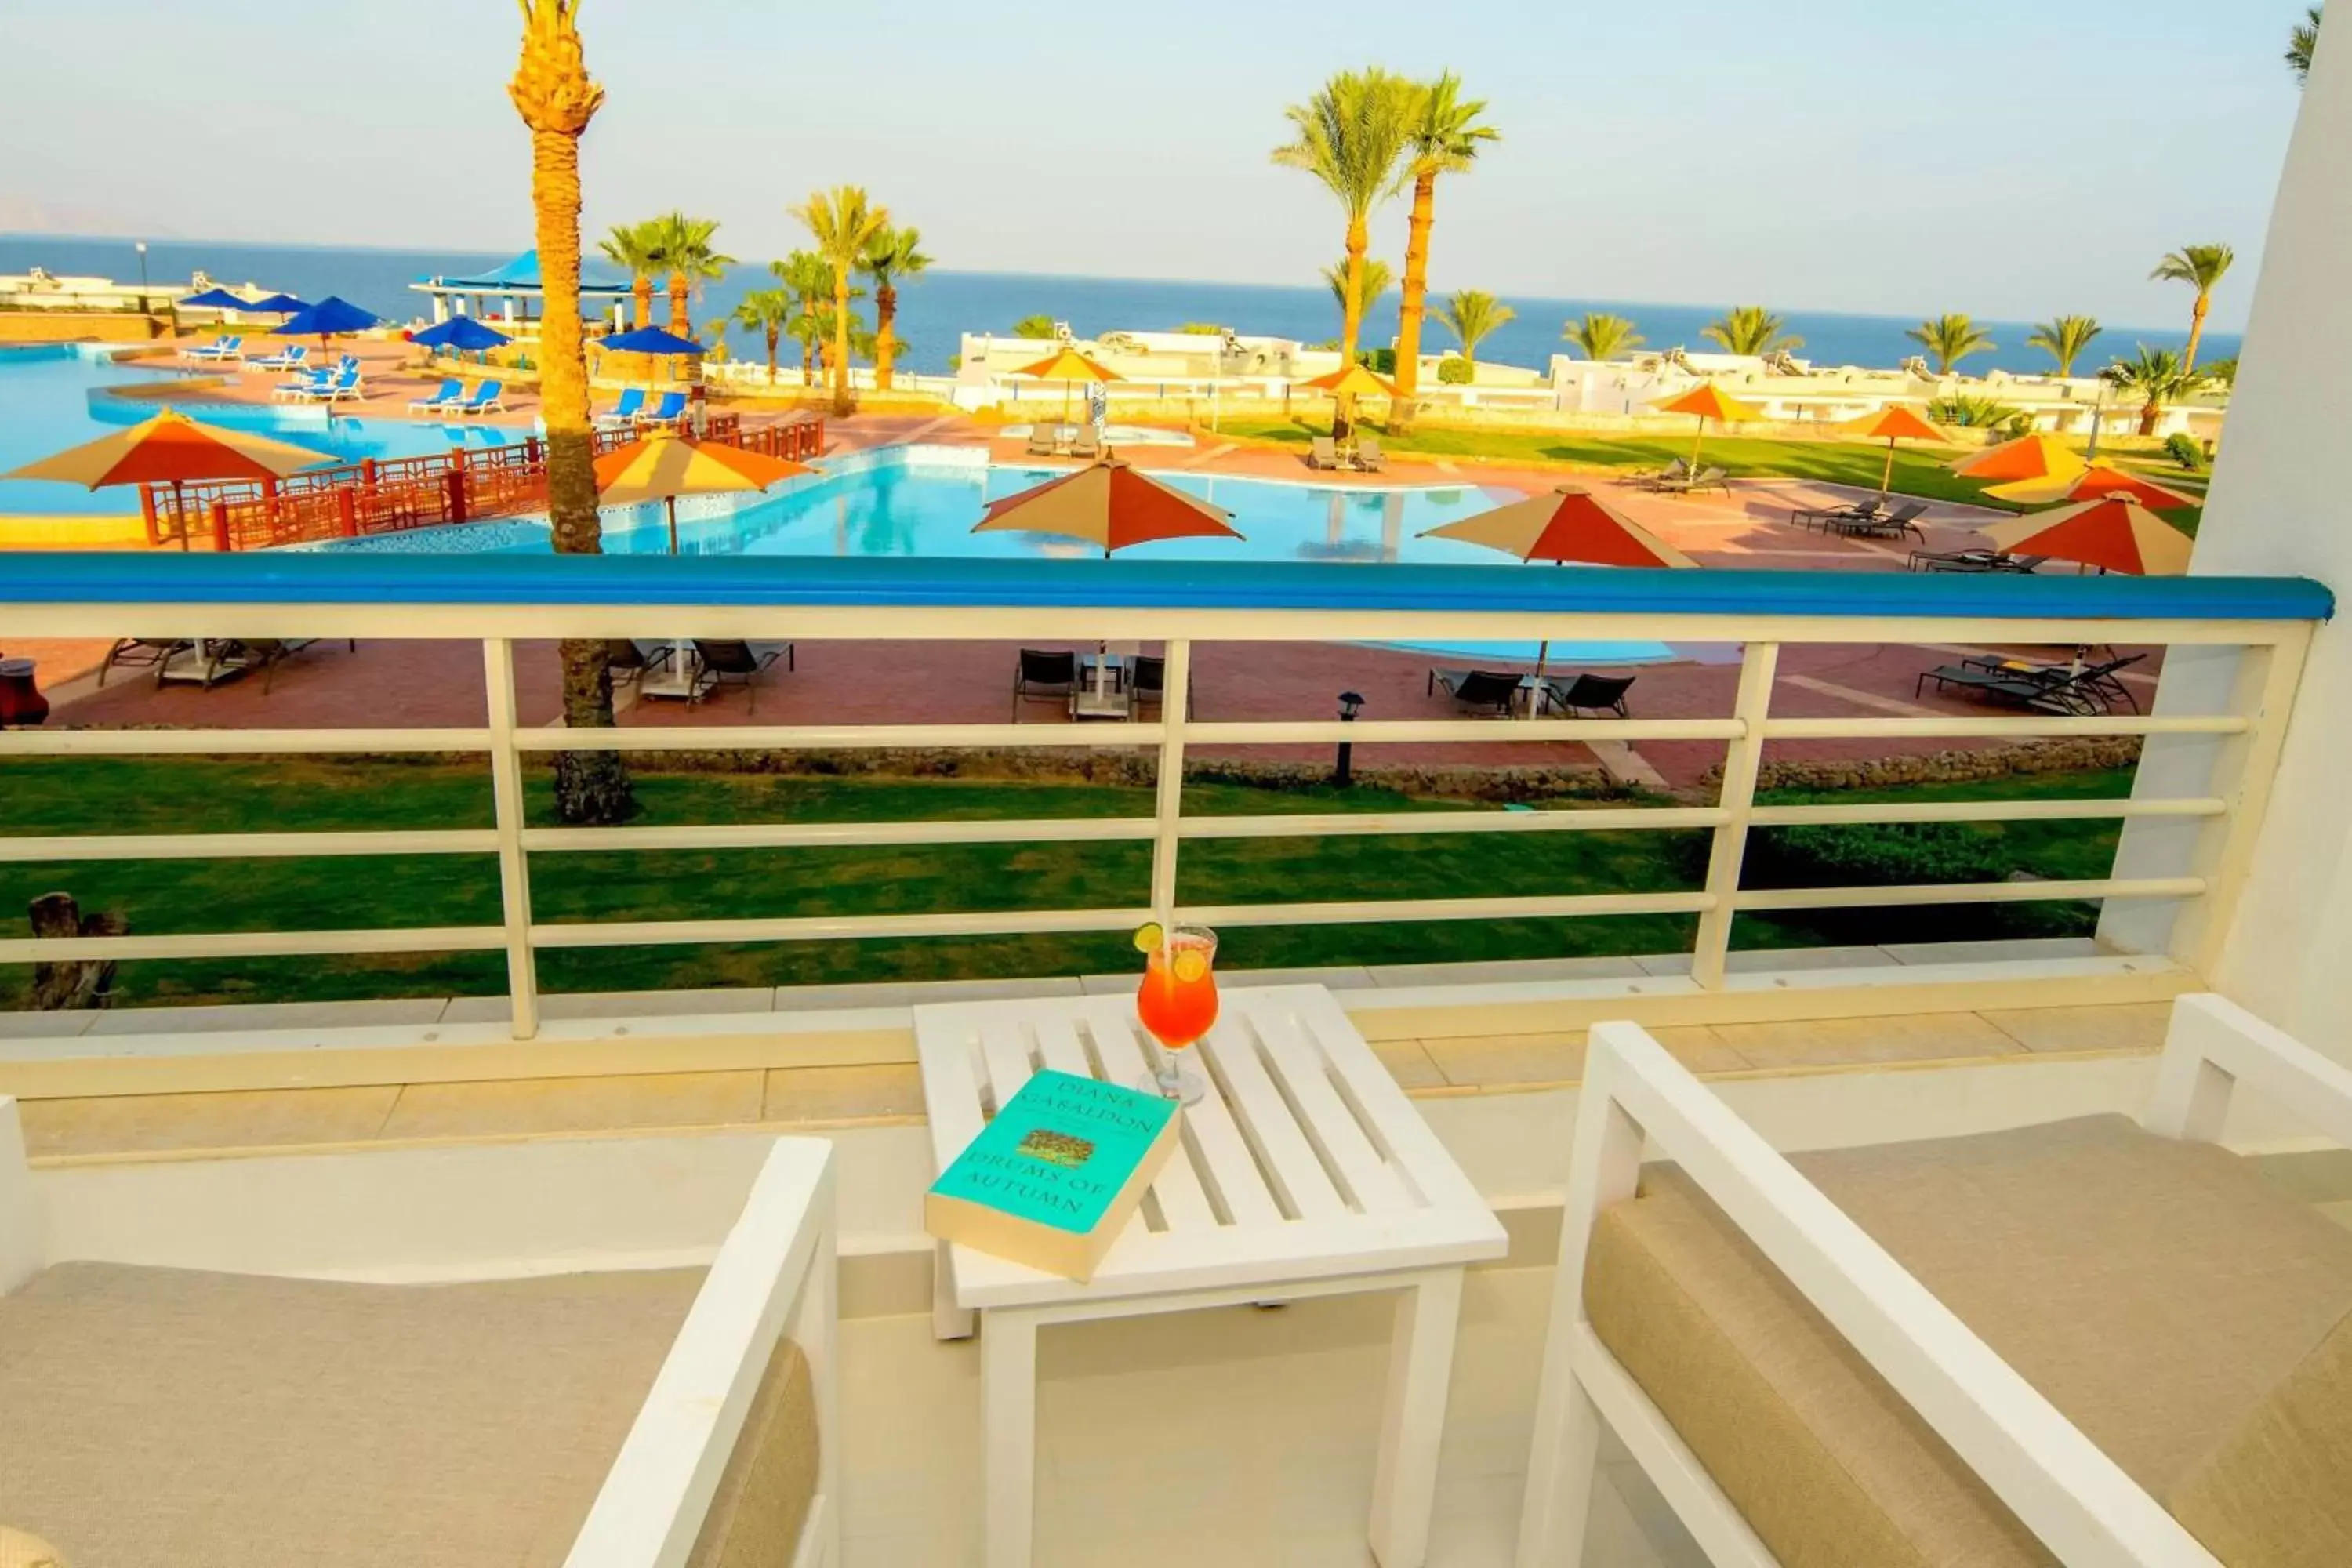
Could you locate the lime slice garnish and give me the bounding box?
[1133,921,1165,953]
[1173,949,1210,983]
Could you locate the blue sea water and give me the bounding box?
[0,343,518,514]
[2,234,2241,380]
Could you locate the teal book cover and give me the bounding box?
[926,1069,1182,1281]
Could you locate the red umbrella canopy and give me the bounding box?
[2,406,334,488]
[972,458,1242,554]
[1421,485,1695,568]
[1982,497,2193,575]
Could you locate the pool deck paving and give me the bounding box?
[5,392,2152,793]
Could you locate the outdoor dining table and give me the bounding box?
[915,984,1507,1568]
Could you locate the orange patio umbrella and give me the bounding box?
[595,426,812,553]
[2,405,336,550]
[1949,432,2087,485]
[1983,463,2200,510]
[973,456,1241,557]
[1300,361,1398,437]
[1651,381,1762,474]
[1980,497,2193,575]
[1015,346,1122,427]
[1836,405,1946,499]
[1421,484,1695,676]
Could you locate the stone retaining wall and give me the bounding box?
[1711,737,2145,793]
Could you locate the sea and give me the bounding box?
[1,234,2241,380]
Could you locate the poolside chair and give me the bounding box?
[246,343,309,373]
[1687,465,1730,495]
[1069,426,1102,459]
[636,390,687,426]
[1831,499,1929,540]
[1123,653,1195,720]
[1915,652,2145,715]
[1908,549,2049,574]
[96,637,191,686]
[1024,424,1059,457]
[596,388,646,427]
[1355,432,1386,472]
[601,637,673,691]
[289,365,361,404]
[451,380,505,416]
[687,638,791,712]
[407,379,466,415]
[181,336,242,362]
[1012,648,1080,720]
[177,336,226,362]
[1791,495,1885,530]
[1540,672,1636,718]
[1630,457,1690,491]
[1308,436,1343,470]
[1428,667,1528,717]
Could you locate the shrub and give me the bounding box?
[1436,355,1474,385]
[1367,348,1396,374]
[2164,432,2207,470]
[1741,822,2018,889]
[1926,394,2024,430]
[1174,321,1229,336]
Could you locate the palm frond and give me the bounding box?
[1702,305,1802,357]
[1563,311,1643,362]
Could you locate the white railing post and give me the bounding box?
[1690,641,1779,989]
[2169,630,2313,976]
[481,637,540,1040]
[1149,638,1192,931]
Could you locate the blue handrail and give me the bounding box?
[2,552,2332,622]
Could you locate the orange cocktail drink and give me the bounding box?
[1134,924,1217,1103]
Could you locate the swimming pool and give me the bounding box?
[0,343,520,515]
[313,446,1675,664]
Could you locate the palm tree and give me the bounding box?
[1702,305,1802,357]
[644,212,731,336]
[1392,72,1497,426]
[733,289,796,384]
[1011,313,1058,339]
[2026,315,2103,377]
[858,225,932,391]
[1436,289,1515,368]
[2104,346,2198,437]
[1906,313,1994,374]
[771,252,833,386]
[2151,244,2234,372]
[791,186,889,415]
[1563,312,1644,362]
[1320,257,1393,336]
[596,220,661,331]
[2291,5,2322,82]
[510,0,630,826]
[1275,67,1420,429]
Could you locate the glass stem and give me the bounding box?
[1156,1040,1182,1098]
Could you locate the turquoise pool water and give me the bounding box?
[0,343,518,515]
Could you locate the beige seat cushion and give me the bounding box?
[0,1529,65,1568]
[1585,1115,2352,1568]
[0,1261,817,1568]
[2170,1307,2352,1566]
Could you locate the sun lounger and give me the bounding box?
[245,343,309,373]
[1308,436,1345,470]
[96,637,191,687]
[1540,673,1636,718]
[450,379,505,416]
[1069,426,1102,459]
[1428,667,1528,716]
[601,637,673,691]
[287,365,361,404]
[1915,652,2145,715]
[596,388,646,426]
[1012,648,1080,720]
[180,336,242,362]
[1828,499,1928,539]
[688,637,790,712]
[1908,549,2048,574]
[1354,432,1386,472]
[635,390,687,426]
[1024,424,1059,457]
[1791,495,1885,529]
[1629,457,1690,490]
[407,378,466,415]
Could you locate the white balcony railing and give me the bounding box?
[0,554,2330,1042]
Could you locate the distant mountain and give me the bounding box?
[0,196,176,240]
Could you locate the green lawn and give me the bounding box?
[1218,418,2207,528]
[0,759,2132,1009]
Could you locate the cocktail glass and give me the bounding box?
[1135,925,1218,1105]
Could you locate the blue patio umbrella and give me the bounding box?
[245,292,310,314]
[274,295,381,356]
[412,316,512,354]
[178,286,249,310]
[601,325,705,356]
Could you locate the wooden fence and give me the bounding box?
[140,412,826,552]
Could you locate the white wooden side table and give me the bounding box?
[913,984,1508,1568]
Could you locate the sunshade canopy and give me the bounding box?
[1651,382,1762,422]
[245,292,310,314]
[1421,485,1695,568]
[1301,362,1399,398]
[178,287,249,310]
[601,325,706,356]
[412,316,513,352]
[1949,433,2087,483]
[1981,497,2194,575]
[1014,347,1122,384]
[2,407,335,489]
[593,428,811,506]
[1984,463,2201,510]
[1838,405,1945,443]
[274,296,380,337]
[972,458,1242,554]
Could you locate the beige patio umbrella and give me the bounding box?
[1015,346,1123,428]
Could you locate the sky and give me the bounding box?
[0,0,2310,332]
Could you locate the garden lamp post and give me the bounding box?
[133,241,148,314]
[1334,691,1364,787]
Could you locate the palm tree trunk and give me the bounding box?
[766,325,779,384]
[2140,397,2163,438]
[1336,215,1369,439]
[830,268,852,416]
[528,124,633,826]
[667,274,689,335]
[632,276,652,332]
[1392,171,1437,430]
[2184,292,2210,372]
[875,281,898,391]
